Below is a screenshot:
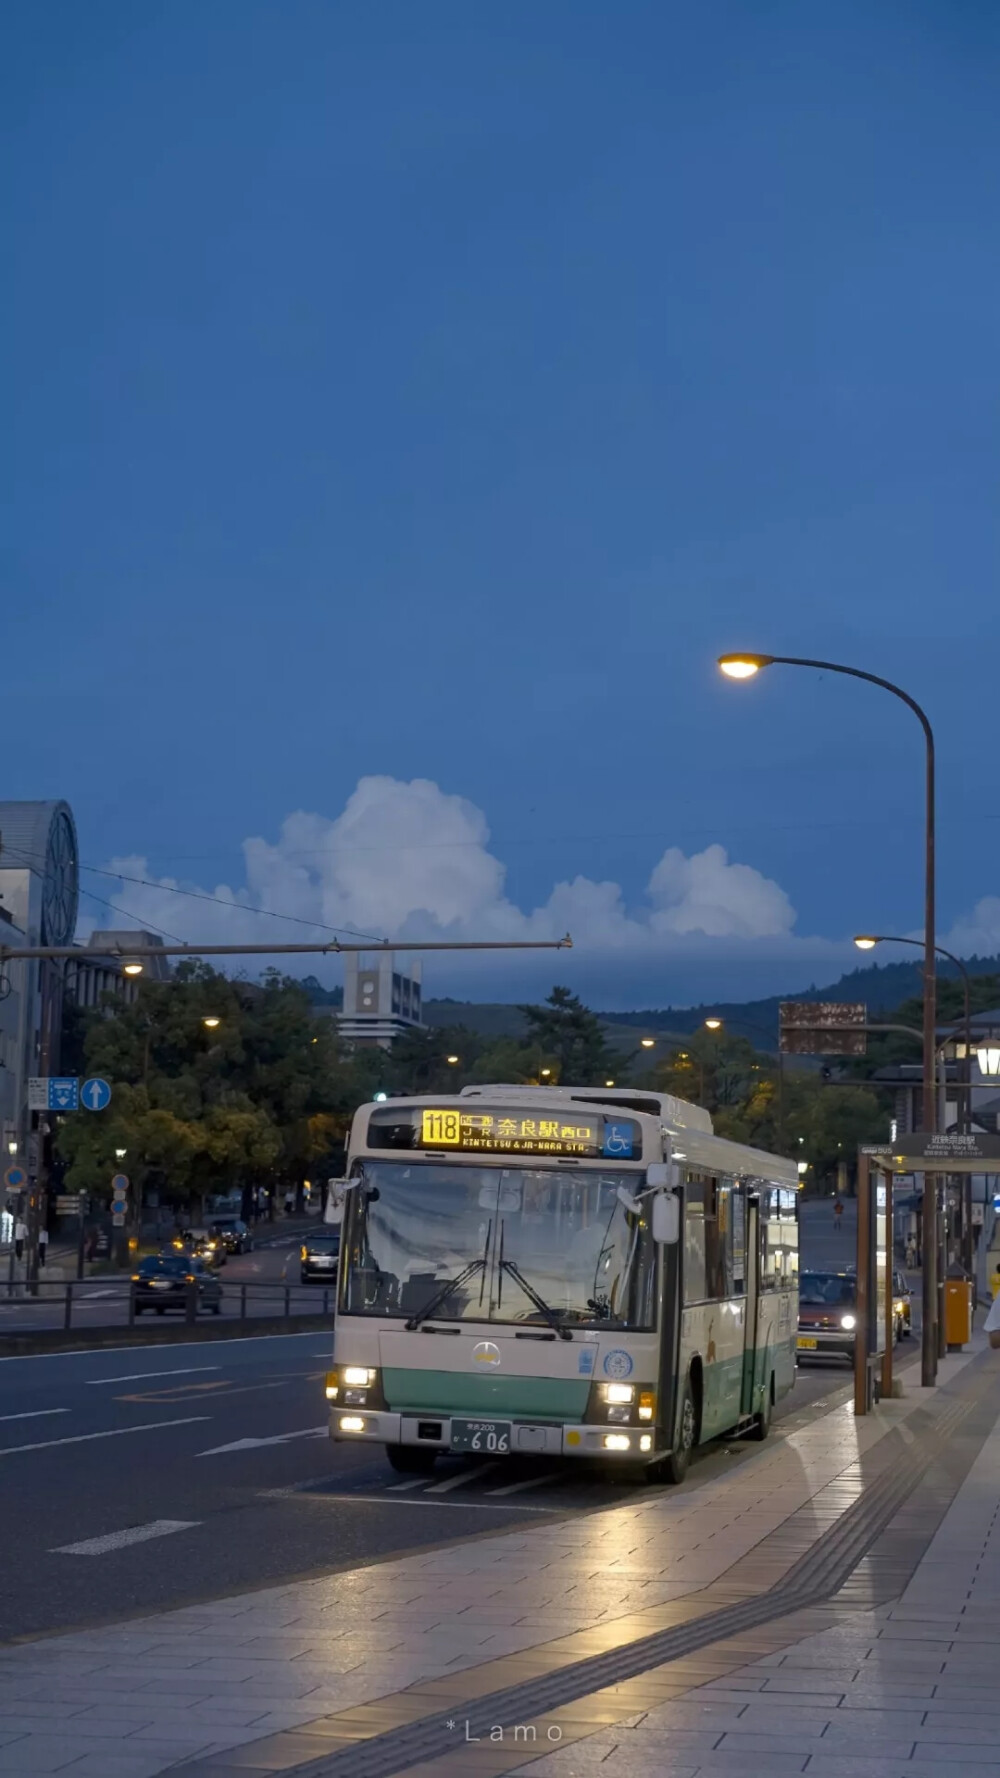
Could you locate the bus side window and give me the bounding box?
[683,1174,706,1304]
[705,1178,735,1300]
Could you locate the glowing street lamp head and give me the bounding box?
[704,1018,723,1031]
[202,1016,221,1030]
[123,960,143,976]
[718,653,774,680]
[446,1054,460,1065]
[640,1038,655,1049]
[853,936,879,951]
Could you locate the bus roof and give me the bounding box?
[458,1084,714,1133]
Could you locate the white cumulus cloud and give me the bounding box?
[82,775,798,967]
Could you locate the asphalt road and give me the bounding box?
[0,1226,334,1335]
[0,1194,905,1644]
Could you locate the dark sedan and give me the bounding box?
[133,1255,223,1315]
[301,1230,340,1283]
[210,1217,253,1256]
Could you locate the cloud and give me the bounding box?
[940,898,1000,958]
[83,775,798,962]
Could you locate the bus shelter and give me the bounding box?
[855,1134,1000,1415]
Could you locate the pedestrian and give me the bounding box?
[833,1198,844,1231]
[985,1290,1000,1348]
[284,1189,294,1217]
[38,1227,49,1267]
[905,1234,917,1270]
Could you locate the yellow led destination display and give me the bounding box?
[418,1108,635,1159]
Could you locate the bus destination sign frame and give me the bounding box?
[418,1108,636,1159]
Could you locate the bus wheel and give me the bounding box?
[749,1377,773,1441]
[385,1445,437,1476]
[663,1379,697,1484]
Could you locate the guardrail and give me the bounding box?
[0,1279,335,1332]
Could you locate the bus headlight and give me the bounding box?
[343,1366,376,1387]
[339,1416,366,1434]
[602,1384,635,1405]
[840,1314,857,1330]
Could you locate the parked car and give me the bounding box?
[301,1229,340,1283]
[797,1271,858,1363]
[893,1269,912,1340]
[210,1217,253,1256]
[133,1255,223,1316]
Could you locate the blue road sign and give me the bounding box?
[81,1077,112,1112]
[48,1078,79,1112]
[111,1173,129,1194]
[4,1165,26,1191]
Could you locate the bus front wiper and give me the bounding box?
[404,1259,485,1331]
[499,1259,573,1341]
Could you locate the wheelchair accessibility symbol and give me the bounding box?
[602,1122,634,1158]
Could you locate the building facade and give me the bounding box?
[338,952,423,1048]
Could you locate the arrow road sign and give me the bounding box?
[3,1165,26,1191]
[48,1078,79,1111]
[81,1078,112,1112]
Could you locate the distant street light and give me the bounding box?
[123,961,143,976]
[605,1079,615,1088]
[702,1014,785,1145]
[115,1147,127,1161]
[540,1067,552,1078]
[719,648,939,1388]
[640,1038,656,1049]
[446,1054,460,1065]
[704,1018,722,1031]
[7,1140,16,1156]
[202,1016,221,1030]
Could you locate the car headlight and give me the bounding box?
[840,1313,856,1330]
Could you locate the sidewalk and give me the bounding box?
[0,1343,994,1778]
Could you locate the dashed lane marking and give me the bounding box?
[424,1462,499,1494]
[0,1417,211,1456]
[87,1366,221,1385]
[53,1520,200,1556]
[0,1409,70,1423]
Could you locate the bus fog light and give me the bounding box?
[343,1366,376,1387]
[604,1383,634,1405]
[603,1433,631,1451]
[339,1416,366,1433]
[639,1435,652,1453]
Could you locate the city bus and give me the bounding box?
[326,1086,799,1482]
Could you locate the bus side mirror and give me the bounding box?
[652,1192,680,1245]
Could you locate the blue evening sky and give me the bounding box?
[3,3,998,1003]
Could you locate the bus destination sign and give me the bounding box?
[419,1108,636,1159]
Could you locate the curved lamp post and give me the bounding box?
[720,652,939,1386]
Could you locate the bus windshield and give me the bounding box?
[341,1161,658,1331]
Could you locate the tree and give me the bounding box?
[518,987,620,1085]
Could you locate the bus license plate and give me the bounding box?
[797,1336,818,1349]
[451,1418,511,1454]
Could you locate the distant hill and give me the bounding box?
[601,956,1000,1045]
[300,975,343,1008]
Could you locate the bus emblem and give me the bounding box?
[472,1341,501,1367]
[603,1349,633,1380]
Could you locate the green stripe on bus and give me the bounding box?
[382,1369,590,1420]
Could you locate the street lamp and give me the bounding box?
[123,961,143,976]
[704,1018,722,1031]
[202,1016,221,1030]
[640,1038,656,1049]
[605,1079,615,1088]
[115,1148,127,1160]
[720,649,939,1386]
[446,1055,460,1065]
[7,1140,16,1156]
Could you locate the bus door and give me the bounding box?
[741,1189,762,1418]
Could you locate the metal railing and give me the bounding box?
[0,1278,335,1333]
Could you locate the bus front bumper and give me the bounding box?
[330,1409,656,1460]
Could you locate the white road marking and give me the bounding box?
[318,1492,558,1513]
[487,1470,563,1497]
[0,1417,211,1456]
[425,1462,498,1494]
[0,1330,318,1363]
[86,1367,221,1386]
[385,1477,428,1492]
[198,1425,327,1456]
[0,1409,70,1423]
[53,1519,199,1556]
